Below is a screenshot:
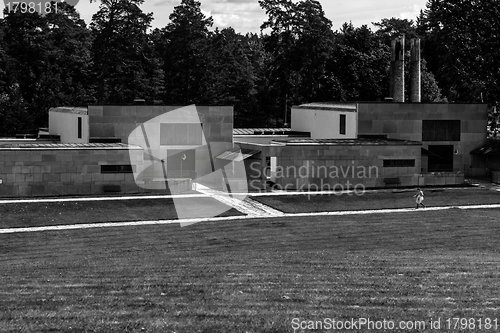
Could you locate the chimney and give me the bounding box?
[410,38,421,102]
[391,35,405,102]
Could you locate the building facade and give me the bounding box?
[0,105,234,197]
[236,102,487,190]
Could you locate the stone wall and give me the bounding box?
[88,105,233,144]
[88,105,234,185]
[0,144,143,197]
[275,143,422,190]
[357,103,488,175]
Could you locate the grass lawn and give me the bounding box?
[0,197,243,228]
[253,188,500,213]
[2,208,500,332]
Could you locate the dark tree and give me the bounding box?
[154,0,213,105]
[333,23,390,101]
[90,0,163,103]
[0,2,93,133]
[419,0,500,103]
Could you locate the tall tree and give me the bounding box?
[259,0,296,125]
[419,0,500,103]
[154,0,213,105]
[259,0,335,125]
[0,2,93,132]
[240,32,275,127]
[90,0,163,103]
[333,23,390,101]
[292,0,335,103]
[203,28,258,125]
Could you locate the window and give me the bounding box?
[160,123,203,145]
[101,165,133,173]
[77,117,82,139]
[383,159,415,167]
[422,120,460,141]
[339,114,346,135]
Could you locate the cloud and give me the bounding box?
[400,4,421,20]
[213,0,256,3]
[212,12,266,32]
[201,1,265,33]
[153,0,181,6]
[210,2,262,15]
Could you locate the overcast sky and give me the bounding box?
[74,0,427,33]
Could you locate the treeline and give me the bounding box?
[0,0,499,136]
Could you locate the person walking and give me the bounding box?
[414,188,426,209]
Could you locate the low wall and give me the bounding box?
[417,173,465,186]
[493,171,500,184]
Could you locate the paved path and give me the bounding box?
[0,179,499,234]
[1,203,499,234]
[195,184,284,217]
[466,178,500,191]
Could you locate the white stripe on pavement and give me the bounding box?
[0,194,207,205]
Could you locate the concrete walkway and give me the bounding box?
[0,179,498,233]
[465,177,500,191]
[195,184,284,217]
[2,203,500,234]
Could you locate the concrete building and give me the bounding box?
[234,37,489,190]
[237,101,488,190]
[48,107,89,144]
[0,35,492,196]
[0,105,235,197]
[357,102,488,176]
[291,103,357,139]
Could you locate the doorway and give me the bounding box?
[167,149,195,178]
[427,145,453,172]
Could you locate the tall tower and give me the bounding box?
[391,35,405,102]
[410,38,421,102]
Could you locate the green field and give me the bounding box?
[0,197,242,228]
[2,196,500,332]
[253,188,500,213]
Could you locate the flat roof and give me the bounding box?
[233,128,292,135]
[49,107,88,115]
[271,138,422,146]
[0,143,142,150]
[293,102,357,112]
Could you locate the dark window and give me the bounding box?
[160,123,203,145]
[101,165,133,173]
[77,117,82,139]
[340,114,346,135]
[383,159,416,167]
[427,145,454,172]
[422,120,461,141]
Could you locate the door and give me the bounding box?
[427,145,453,172]
[167,149,195,178]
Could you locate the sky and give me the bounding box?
[69,0,427,33]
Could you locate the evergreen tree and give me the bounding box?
[154,0,213,105]
[90,0,163,103]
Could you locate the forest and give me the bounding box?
[0,0,498,136]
